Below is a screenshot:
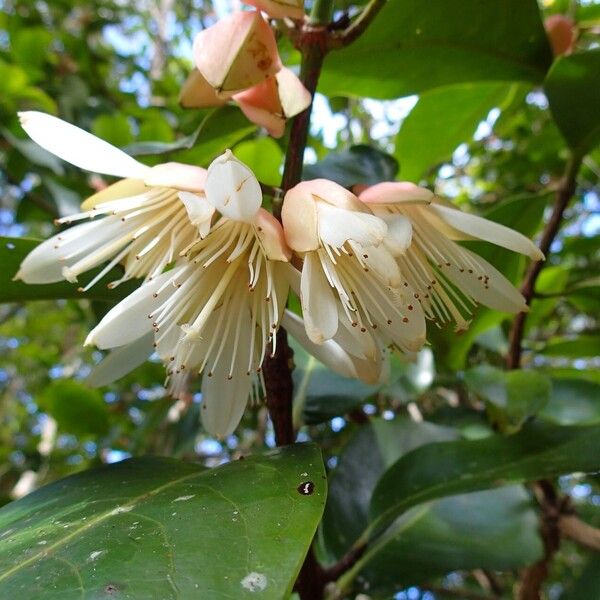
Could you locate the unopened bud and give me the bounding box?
[193,10,282,96]
[544,14,576,57]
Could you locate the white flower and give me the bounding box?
[86,153,291,438]
[15,112,209,290]
[359,182,544,331]
[282,179,427,356]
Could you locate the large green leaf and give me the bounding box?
[545,49,600,155]
[539,334,600,358]
[0,237,139,303]
[369,422,600,539]
[394,83,514,182]
[320,0,552,99]
[0,445,326,599]
[322,420,541,594]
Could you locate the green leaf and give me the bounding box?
[173,106,256,167]
[545,49,600,155]
[0,237,139,303]
[320,0,552,99]
[91,114,134,148]
[38,380,109,437]
[289,337,378,426]
[539,334,600,358]
[541,379,600,425]
[322,419,541,593]
[464,366,551,432]
[0,445,326,599]
[234,138,284,186]
[369,422,600,539]
[395,83,514,181]
[2,128,65,175]
[124,124,202,157]
[303,145,398,187]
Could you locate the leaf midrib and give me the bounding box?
[0,469,201,583]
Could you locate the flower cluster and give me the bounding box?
[180,6,311,137]
[15,112,542,437]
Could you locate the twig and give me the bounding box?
[329,0,387,48]
[507,153,582,369]
[559,514,600,551]
[322,545,366,583]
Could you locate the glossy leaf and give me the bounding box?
[545,50,600,155]
[0,237,139,303]
[539,334,600,358]
[0,445,326,599]
[395,83,514,182]
[369,422,600,538]
[541,379,600,425]
[322,419,541,592]
[320,0,552,99]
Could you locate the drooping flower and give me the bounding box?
[359,182,544,331]
[181,10,311,137]
[87,152,291,438]
[281,179,427,357]
[15,112,210,290]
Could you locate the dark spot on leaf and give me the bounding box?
[297,481,314,496]
[104,583,119,595]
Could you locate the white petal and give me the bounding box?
[178,192,215,237]
[356,243,402,287]
[18,112,151,179]
[300,252,338,343]
[86,270,177,349]
[317,202,387,249]
[201,370,252,438]
[283,310,357,379]
[87,332,154,387]
[429,204,544,260]
[381,213,413,256]
[445,249,528,313]
[205,150,261,222]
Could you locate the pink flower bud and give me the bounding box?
[179,69,228,109]
[244,0,305,21]
[193,10,282,96]
[544,14,576,57]
[233,68,311,138]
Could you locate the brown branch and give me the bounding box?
[559,514,600,552]
[329,0,387,48]
[506,154,582,369]
[322,544,367,583]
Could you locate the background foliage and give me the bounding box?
[0,0,599,598]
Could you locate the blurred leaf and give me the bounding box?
[173,106,256,167]
[91,114,133,148]
[234,138,284,186]
[464,365,551,432]
[303,145,398,187]
[0,446,326,598]
[289,337,377,426]
[11,28,53,70]
[0,237,139,303]
[369,422,600,539]
[541,379,600,425]
[38,380,109,437]
[322,419,541,592]
[545,49,600,155]
[124,123,202,156]
[2,128,64,175]
[320,0,552,99]
[395,83,514,181]
[43,178,81,217]
[539,334,600,358]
